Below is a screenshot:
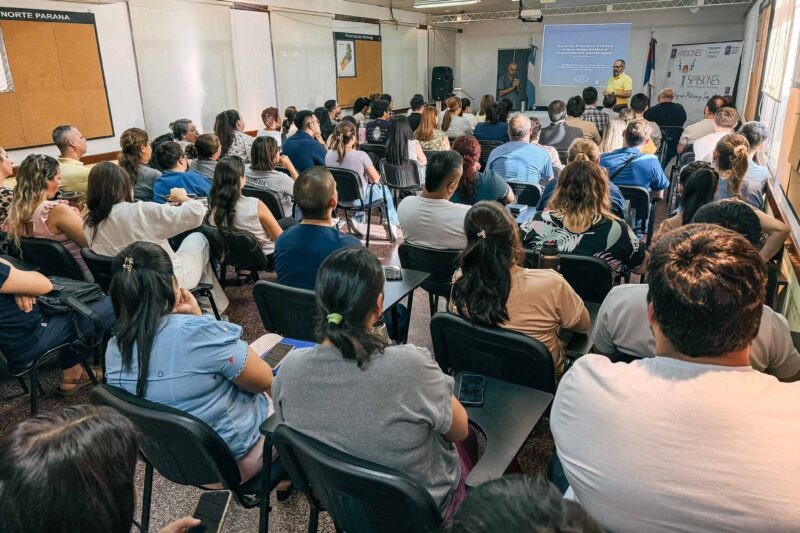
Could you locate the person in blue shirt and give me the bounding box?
[739,121,770,209]
[151,141,212,203]
[485,115,553,184]
[274,167,360,290]
[599,120,669,193]
[105,241,274,484]
[281,110,326,172]
[473,103,510,143]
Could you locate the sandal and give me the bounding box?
[58,367,103,397]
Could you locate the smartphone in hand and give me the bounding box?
[187,490,231,533]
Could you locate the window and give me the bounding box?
[0,26,12,93]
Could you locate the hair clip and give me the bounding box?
[327,313,343,325]
[122,257,134,272]
[477,230,487,239]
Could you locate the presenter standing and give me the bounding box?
[497,62,522,111]
[603,59,633,112]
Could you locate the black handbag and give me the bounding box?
[37,276,107,346]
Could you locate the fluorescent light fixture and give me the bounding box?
[414,0,480,8]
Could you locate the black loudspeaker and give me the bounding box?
[431,66,454,101]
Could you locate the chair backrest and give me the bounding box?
[659,126,684,148]
[617,185,650,226]
[556,149,569,165]
[380,158,421,191]
[80,248,114,292]
[10,237,84,280]
[272,424,441,533]
[398,243,461,299]
[242,186,284,220]
[329,168,364,204]
[677,150,696,168]
[220,228,272,270]
[507,180,542,206]
[275,166,291,176]
[477,140,503,170]
[360,145,386,168]
[252,280,317,341]
[430,312,556,394]
[90,384,242,488]
[422,150,437,162]
[560,253,614,303]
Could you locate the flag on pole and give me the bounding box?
[526,44,537,111]
[643,36,656,92]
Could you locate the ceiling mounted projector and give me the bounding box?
[519,8,543,22]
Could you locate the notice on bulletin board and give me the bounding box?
[0,26,12,92]
[336,39,355,78]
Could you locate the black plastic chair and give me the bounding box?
[9,237,84,281]
[559,253,615,303]
[360,144,386,168]
[1,342,98,415]
[215,228,274,288]
[80,247,221,319]
[617,185,654,233]
[91,384,280,533]
[477,140,504,171]
[271,423,441,533]
[398,243,461,316]
[658,126,684,170]
[507,180,542,206]
[252,280,317,342]
[430,312,555,395]
[557,149,569,165]
[380,158,422,204]
[242,186,284,221]
[329,168,393,247]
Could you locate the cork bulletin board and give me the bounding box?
[0,7,113,150]
[334,32,382,108]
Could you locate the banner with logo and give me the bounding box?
[665,41,743,122]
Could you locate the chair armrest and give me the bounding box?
[259,412,282,437]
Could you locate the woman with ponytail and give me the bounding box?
[450,135,513,205]
[105,241,273,482]
[450,201,589,374]
[118,128,161,202]
[521,158,647,275]
[441,96,473,139]
[214,109,253,162]
[208,156,282,255]
[325,121,399,235]
[272,246,474,519]
[651,161,718,245]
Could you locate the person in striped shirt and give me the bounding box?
[580,87,609,137]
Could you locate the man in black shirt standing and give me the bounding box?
[643,88,687,128]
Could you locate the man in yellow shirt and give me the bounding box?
[52,125,93,193]
[603,59,633,112]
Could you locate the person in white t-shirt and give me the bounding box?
[552,223,800,533]
[397,151,470,250]
[693,106,739,162]
[677,95,725,154]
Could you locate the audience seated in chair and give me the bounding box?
[580,86,609,137]
[643,88,687,128]
[119,128,161,203]
[693,106,739,162]
[474,94,494,124]
[187,133,222,180]
[83,162,228,313]
[105,241,273,483]
[522,157,647,275]
[169,118,198,151]
[537,139,626,218]
[314,106,336,143]
[351,97,370,125]
[598,116,628,154]
[565,96,601,144]
[3,154,91,274]
[397,151,470,249]
[416,106,451,151]
[552,224,800,532]
[0,257,112,395]
[282,110,326,172]
[530,117,563,172]
[538,100,583,153]
[599,120,669,193]
[386,114,427,171]
[461,98,477,129]
[282,106,298,137]
[443,475,600,533]
[629,93,662,148]
[257,106,283,146]
[272,246,475,520]
[485,115,553,184]
[208,156,282,256]
[246,136,298,218]
[325,120,399,235]
[407,94,426,131]
[0,405,199,533]
[651,161,718,245]
[450,201,589,376]
[450,135,513,206]
[594,200,800,381]
[473,103,510,143]
[441,96,474,139]
[214,109,253,162]
[51,124,93,193]
[738,121,770,208]
[0,147,13,222]
[677,95,725,154]
[713,133,768,210]
[151,141,212,203]
[364,99,392,145]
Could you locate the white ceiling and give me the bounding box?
[352,0,654,15]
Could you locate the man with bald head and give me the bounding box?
[643,88,687,128]
[485,114,553,184]
[497,61,522,111]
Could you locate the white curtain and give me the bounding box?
[231,8,277,132]
[270,12,336,111]
[380,23,423,109]
[128,0,238,136]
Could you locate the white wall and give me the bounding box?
[737,2,764,110]
[455,6,747,107]
[5,0,144,161]
[231,8,277,133]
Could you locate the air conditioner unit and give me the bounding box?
[519,8,543,22]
